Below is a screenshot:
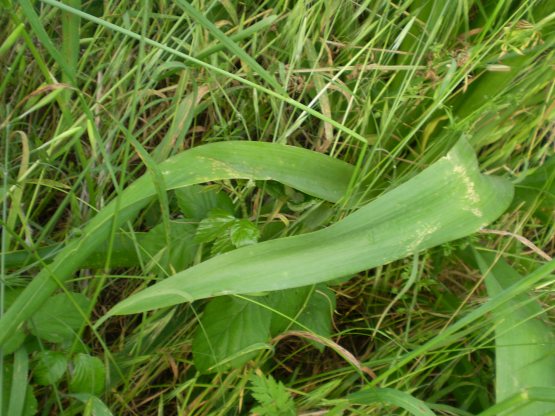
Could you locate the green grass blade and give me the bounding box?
[61,0,80,83]
[38,0,370,145]
[371,257,555,387]
[475,252,555,415]
[7,347,29,416]
[195,15,278,61]
[106,139,513,316]
[18,0,75,83]
[175,0,284,94]
[0,142,354,347]
[347,387,436,416]
[477,387,555,416]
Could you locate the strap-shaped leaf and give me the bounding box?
[0,142,354,347]
[476,252,555,415]
[107,139,513,316]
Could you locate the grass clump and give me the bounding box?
[1,0,554,415]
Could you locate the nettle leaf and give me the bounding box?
[141,221,197,273]
[175,184,234,220]
[68,353,106,395]
[194,209,236,244]
[250,372,296,416]
[230,219,260,247]
[29,293,90,343]
[195,211,260,254]
[192,296,272,373]
[33,350,68,386]
[211,232,235,255]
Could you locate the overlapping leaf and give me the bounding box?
[108,139,513,315]
[476,252,555,415]
[0,142,353,347]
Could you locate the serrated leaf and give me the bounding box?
[194,209,236,244]
[109,140,513,316]
[210,232,235,255]
[175,185,234,220]
[230,219,259,248]
[33,351,68,386]
[69,353,105,395]
[192,296,272,373]
[250,372,296,416]
[29,293,89,343]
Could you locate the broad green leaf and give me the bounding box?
[512,155,555,219]
[140,221,197,273]
[230,219,260,248]
[268,285,335,344]
[475,252,555,415]
[347,387,435,416]
[2,288,26,355]
[32,351,68,386]
[70,393,114,416]
[192,296,272,373]
[294,286,335,345]
[175,185,234,220]
[0,141,353,347]
[211,231,236,255]
[68,353,106,395]
[4,227,195,271]
[250,372,296,416]
[268,287,314,335]
[108,139,513,315]
[28,293,89,343]
[194,210,236,244]
[2,349,37,416]
[8,347,31,416]
[477,387,555,416]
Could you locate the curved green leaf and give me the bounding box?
[347,387,436,416]
[33,351,68,386]
[192,296,272,373]
[29,293,90,344]
[68,353,105,395]
[107,139,513,315]
[0,142,354,347]
[476,252,555,416]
